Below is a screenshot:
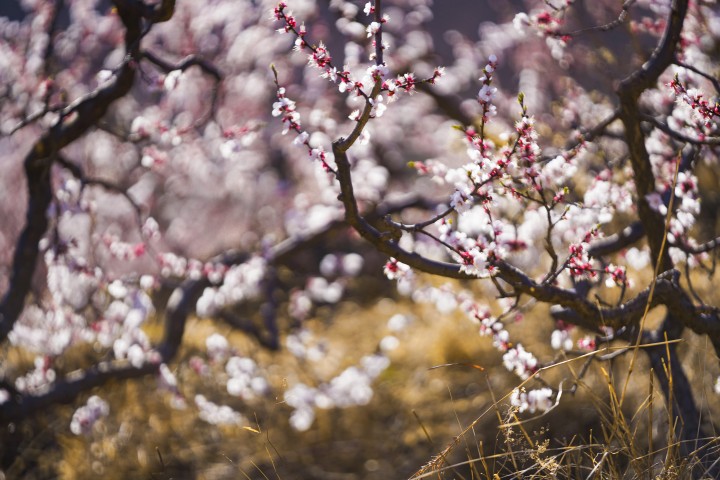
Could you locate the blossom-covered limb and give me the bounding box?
[273,3,371,101]
[2,261,210,422]
[641,114,720,146]
[333,146,473,280]
[0,360,159,423]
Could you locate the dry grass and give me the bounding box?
[3,276,720,479]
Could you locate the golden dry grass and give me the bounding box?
[3,271,720,479]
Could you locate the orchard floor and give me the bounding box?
[4,278,720,479]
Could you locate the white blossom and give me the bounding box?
[70,396,109,435]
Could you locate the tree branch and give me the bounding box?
[641,113,720,146]
[587,221,644,257]
[0,0,176,343]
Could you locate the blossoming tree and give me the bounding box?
[2,0,720,475]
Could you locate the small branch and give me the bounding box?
[141,50,222,125]
[373,0,384,66]
[141,50,221,81]
[674,58,720,95]
[333,145,473,279]
[587,221,645,257]
[575,109,621,145]
[417,84,475,126]
[384,205,455,232]
[8,104,66,136]
[555,0,635,37]
[56,155,143,220]
[641,113,720,146]
[671,236,720,254]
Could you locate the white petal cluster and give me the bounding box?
[225,356,269,399]
[550,329,573,351]
[70,396,109,435]
[510,387,554,414]
[195,395,246,426]
[502,344,538,379]
[284,354,390,431]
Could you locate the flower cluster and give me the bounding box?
[477,55,498,123]
[286,328,328,361]
[272,3,294,32]
[206,333,231,363]
[273,3,366,98]
[383,258,416,295]
[567,242,596,279]
[553,322,602,352]
[14,356,57,395]
[502,344,539,380]
[196,257,266,317]
[510,387,555,414]
[365,16,388,39]
[513,4,572,42]
[112,319,153,368]
[668,75,720,131]
[272,87,301,135]
[459,296,509,347]
[551,328,573,351]
[284,353,390,431]
[156,253,226,283]
[225,356,270,399]
[101,234,147,261]
[195,395,246,426]
[604,264,628,287]
[515,116,541,171]
[437,220,497,277]
[577,335,597,351]
[280,311,415,432]
[70,395,109,435]
[383,257,410,281]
